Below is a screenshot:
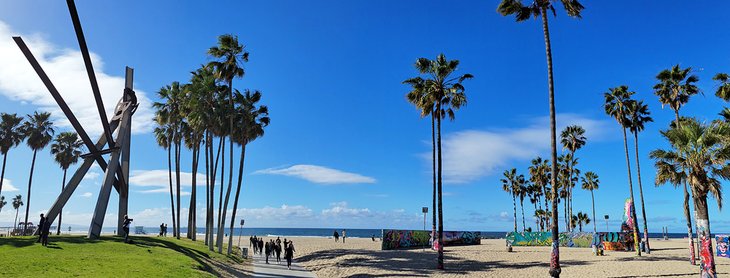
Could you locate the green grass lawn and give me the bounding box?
[0,235,247,277]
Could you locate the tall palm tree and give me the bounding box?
[408,54,472,269]
[653,64,700,264]
[154,82,186,239]
[208,34,249,253]
[226,89,269,255]
[575,212,590,232]
[580,171,599,232]
[0,195,6,213]
[529,157,551,228]
[404,76,438,250]
[0,113,25,197]
[652,119,729,277]
[713,73,730,101]
[516,177,528,232]
[12,194,22,232]
[627,100,653,253]
[153,123,176,237]
[21,111,54,233]
[497,1,585,275]
[560,125,585,232]
[50,132,83,235]
[603,86,641,256]
[501,168,520,232]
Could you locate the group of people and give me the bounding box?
[158,223,169,237]
[333,229,346,243]
[249,236,296,269]
[36,213,51,246]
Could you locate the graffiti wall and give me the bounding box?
[592,232,632,251]
[381,229,431,250]
[431,231,481,250]
[505,232,593,248]
[716,235,729,258]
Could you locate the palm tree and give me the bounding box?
[603,86,641,256]
[208,34,248,253]
[154,82,186,239]
[529,157,551,228]
[21,111,54,233]
[560,125,585,232]
[501,168,520,232]
[153,123,176,237]
[404,76,438,251]
[575,212,590,232]
[50,132,83,235]
[0,195,6,213]
[516,177,528,232]
[226,89,269,255]
[652,119,729,277]
[408,54,472,269]
[12,194,22,232]
[0,113,25,197]
[497,1,584,275]
[653,64,700,264]
[627,100,653,253]
[580,171,599,232]
[713,73,730,101]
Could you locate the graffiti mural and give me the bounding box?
[715,235,729,258]
[381,229,431,250]
[697,219,716,278]
[592,232,632,251]
[505,232,593,248]
[431,231,481,250]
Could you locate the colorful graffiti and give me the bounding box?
[505,232,593,248]
[381,229,431,250]
[697,219,716,278]
[431,231,481,250]
[716,235,729,258]
[592,232,632,251]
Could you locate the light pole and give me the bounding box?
[604,215,609,232]
[238,219,245,248]
[422,207,428,251]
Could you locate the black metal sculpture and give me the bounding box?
[12,0,137,239]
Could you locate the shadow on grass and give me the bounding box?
[297,248,592,277]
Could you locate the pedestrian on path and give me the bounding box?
[285,241,296,270]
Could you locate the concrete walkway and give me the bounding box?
[251,252,317,278]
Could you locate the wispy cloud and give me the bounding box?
[0,20,155,135]
[80,192,92,198]
[1,178,19,192]
[254,164,376,184]
[130,170,205,187]
[430,113,613,184]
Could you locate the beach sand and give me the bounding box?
[233,235,729,277]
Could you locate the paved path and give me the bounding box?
[251,252,317,278]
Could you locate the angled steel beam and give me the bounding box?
[67,0,114,147]
[12,36,124,193]
[117,67,133,236]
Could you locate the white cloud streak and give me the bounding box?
[0,20,155,135]
[1,178,19,192]
[254,164,376,184]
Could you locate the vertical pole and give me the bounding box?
[117,67,133,236]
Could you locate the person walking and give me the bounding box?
[342,229,346,244]
[285,241,296,270]
[36,213,46,243]
[333,230,339,242]
[258,238,264,257]
[264,240,271,264]
[122,215,133,243]
[163,223,168,237]
[159,223,164,237]
[275,242,282,264]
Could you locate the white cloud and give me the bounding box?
[239,205,314,220]
[0,20,155,135]
[321,201,371,218]
[80,192,92,198]
[136,186,191,196]
[432,113,613,184]
[130,169,205,187]
[254,164,376,184]
[1,178,19,192]
[83,171,100,181]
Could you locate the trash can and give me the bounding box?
[241,247,248,259]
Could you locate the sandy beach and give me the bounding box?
[234,235,729,277]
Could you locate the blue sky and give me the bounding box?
[0,0,729,232]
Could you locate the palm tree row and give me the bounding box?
[0,112,83,235]
[153,34,269,255]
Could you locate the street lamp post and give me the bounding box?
[422,207,428,251]
[604,215,609,232]
[238,219,245,248]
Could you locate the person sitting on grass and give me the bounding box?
[122,215,133,243]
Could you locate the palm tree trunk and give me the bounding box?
[57,169,67,235]
[591,190,596,233]
[204,135,210,245]
[694,196,716,278]
[431,113,437,248]
[633,132,650,253]
[436,102,444,270]
[15,208,19,231]
[209,135,223,251]
[543,184,550,229]
[167,146,176,237]
[190,144,200,241]
[674,110,696,264]
[218,145,235,253]
[568,152,575,233]
[541,7,561,277]
[219,78,234,253]
[227,144,246,255]
[520,198,526,231]
[175,142,182,239]
[216,137,226,247]
[563,196,568,231]
[0,152,8,195]
[23,149,37,233]
[188,147,195,240]
[512,194,517,232]
[621,128,641,256]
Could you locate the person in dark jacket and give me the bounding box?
[275,242,282,264]
[264,241,271,264]
[122,215,133,243]
[37,213,46,243]
[41,218,50,246]
[285,241,296,270]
